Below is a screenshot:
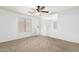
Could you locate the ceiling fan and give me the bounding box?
[28,6,58,15]
[28,6,49,15]
[36,6,49,13]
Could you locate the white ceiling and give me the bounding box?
[0,6,77,15]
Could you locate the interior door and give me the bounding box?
[40,19,54,36]
[32,18,40,35]
[46,20,54,36]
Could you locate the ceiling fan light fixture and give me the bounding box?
[35,12,41,15]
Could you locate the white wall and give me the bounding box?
[57,7,79,43]
[0,8,39,42]
[40,7,79,43]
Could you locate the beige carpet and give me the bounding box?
[0,36,79,52]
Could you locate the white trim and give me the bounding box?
[0,34,37,43]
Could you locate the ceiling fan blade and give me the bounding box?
[41,11,49,13]
[37,6,40,12]
[37,6,40,9]
[41,6,45,10]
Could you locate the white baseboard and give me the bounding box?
[47,35,79,44]
[0,34,37,43]
[1,34,79,44]
[40,34,79,43]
